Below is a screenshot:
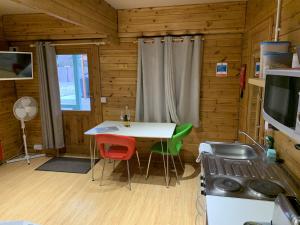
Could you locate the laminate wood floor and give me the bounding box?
[0,157,203,225]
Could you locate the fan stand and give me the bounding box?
[6,120,45,165]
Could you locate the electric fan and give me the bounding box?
[7,96,45,164]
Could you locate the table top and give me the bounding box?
[84,121,176,139]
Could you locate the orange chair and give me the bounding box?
[95,134,141,190]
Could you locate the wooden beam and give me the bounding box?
[9,0,117,38]
[3,14,107,41]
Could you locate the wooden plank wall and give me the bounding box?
[3,14,107,41]
[100,33,243,160]
[101,2,246,160]
[240,0,300,180]
[0,17,5,49]
[2,1,246,161]
[0,17,21,160]
[118,2,246,37]
[240,17,273,143]
[9,0,118,38]
[14,46,43,149]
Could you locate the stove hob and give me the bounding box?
[214,177,242,192]
[201,154,296,201]
[248,180,285,198]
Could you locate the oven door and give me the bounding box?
[197,165,207,225]
[264,74,300,129]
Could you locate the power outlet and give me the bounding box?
[33,144,43,150]
[9,46,19,52]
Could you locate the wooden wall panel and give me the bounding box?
[275,0,300,181]
[9,43,103,155]
[4,1,245,161]
[0,82,22,160]
[100,33,242,160]
[274,131,300,181]
[56,45,103,155]
[280,0,300,46]
[239,17,273,143]
[9,0,117,37]
[112,3,245,159]
[118,2,246,37]
[3,14,106,41]
[0,17,5,49]
[240,0,300,180]
[14,46,43,148]
[0,17,22,160]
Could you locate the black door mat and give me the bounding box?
[35,157,99,174]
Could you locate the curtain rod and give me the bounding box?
[29,41,106,48]
[133,37,205,44]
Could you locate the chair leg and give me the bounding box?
[145,152,153,179]
[136,151,142,175]
[126,160,131,190]
[171,155,179,184]
[113,160,116,171]
[100,158,106,186]
[178,154,184,171]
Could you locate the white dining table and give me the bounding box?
[84,120,176,187]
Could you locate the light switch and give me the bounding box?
[101,97,107,103]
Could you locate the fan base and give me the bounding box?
[6,153,45,165]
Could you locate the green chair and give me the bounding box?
[145,123,193,184]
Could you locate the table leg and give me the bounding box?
[93,137,97,178]
[166,139,169,187]
[90,136,95,181]
[160,139,167,185]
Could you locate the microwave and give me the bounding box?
[263,69,300,142]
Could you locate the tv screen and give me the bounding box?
[0,51,33,80]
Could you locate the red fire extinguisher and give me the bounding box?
[240,64,247,98]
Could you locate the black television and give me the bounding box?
[0,51,33,80]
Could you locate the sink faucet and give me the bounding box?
[239,131,266,153]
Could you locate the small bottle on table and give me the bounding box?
[121,105,131,127]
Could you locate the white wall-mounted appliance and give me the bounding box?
[263,69,300,142]
[0,51,33,80]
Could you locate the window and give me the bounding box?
[57,54,91,111]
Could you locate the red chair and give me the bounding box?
[95,134,141,190]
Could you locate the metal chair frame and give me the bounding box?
[100,151,141,190]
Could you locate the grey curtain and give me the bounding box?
[136,38,169,122]
[36,42,65,149]
[136,36,202,127]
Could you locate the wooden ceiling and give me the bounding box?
[1,0,118,39]
[0,0,38,15]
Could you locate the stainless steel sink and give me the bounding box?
[206,142,258,160]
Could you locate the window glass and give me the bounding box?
[57,54,91,111]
